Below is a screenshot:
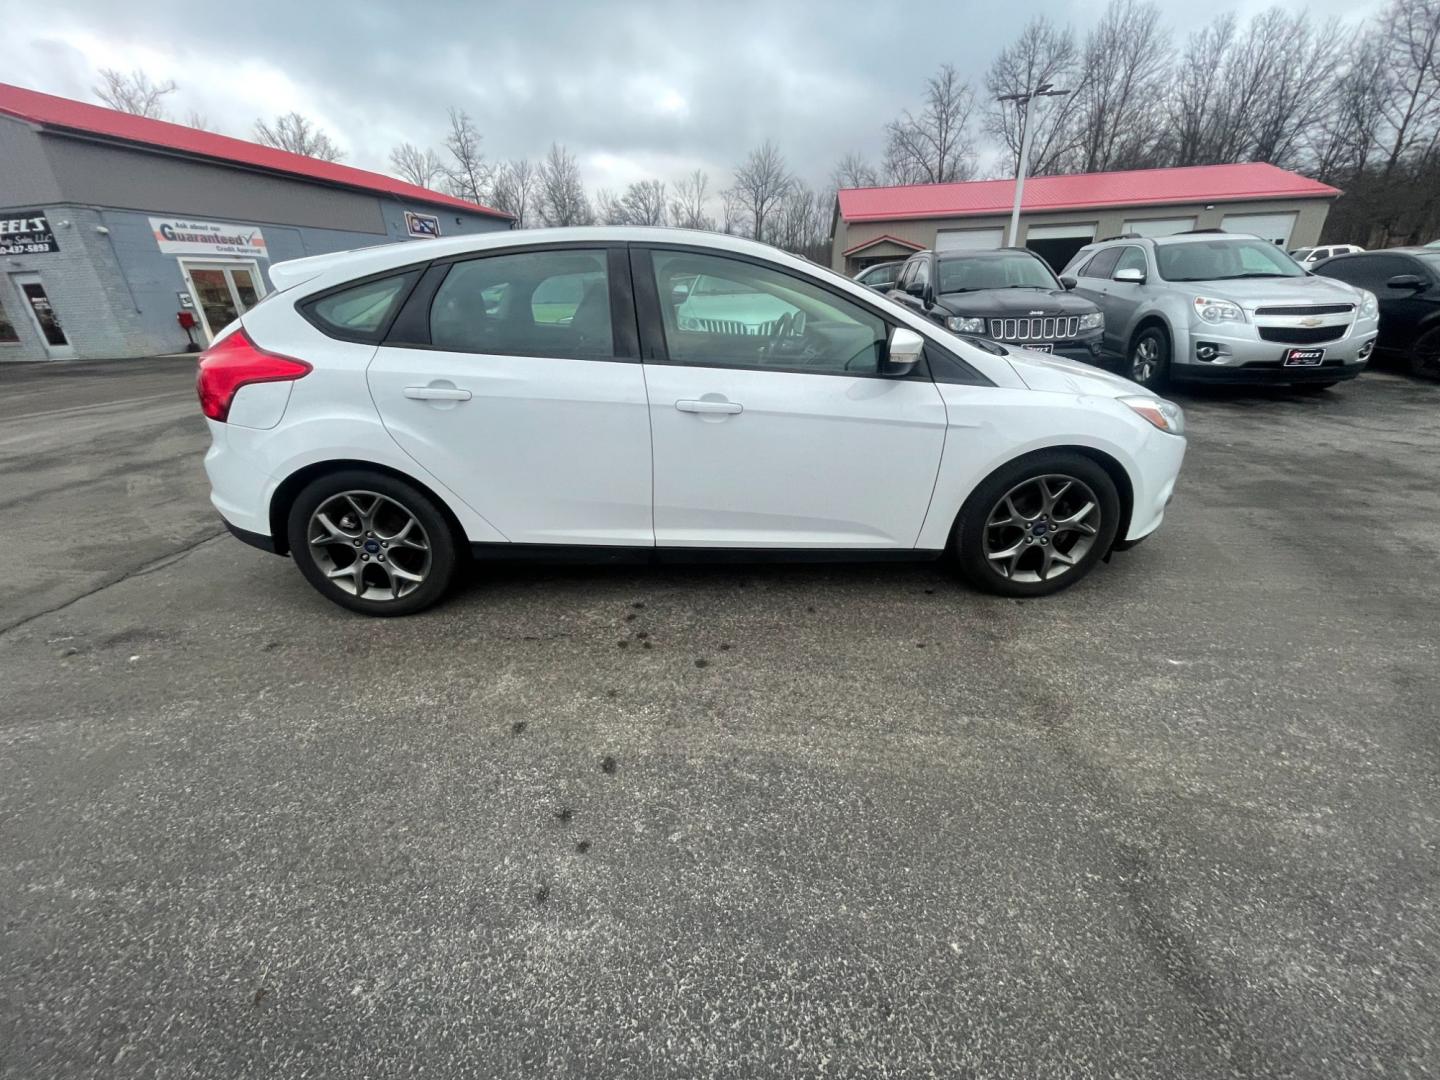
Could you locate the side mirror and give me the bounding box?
[1386,274,1426,291]
[1113,267,1146,284]
[882,326,925,376]
[1059,275,1078,290]
[670,282,692,304]
[905,280,927,301]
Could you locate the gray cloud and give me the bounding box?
[9,0,1381,198]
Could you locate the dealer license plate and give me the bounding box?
[1283,347,1325,367]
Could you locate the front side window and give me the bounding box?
[937,253,1057,293]
[430,248,613,358]
[1083,248,1122,279]
[1157,239,1305,282]
[1112,247,1148,278]
[649,249,886,374]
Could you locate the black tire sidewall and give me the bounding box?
[286,470,458,616]
[1129,326,1171,390]
[1409,330,1440,380]
[953,451,1123,598]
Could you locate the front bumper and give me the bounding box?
[1173,316,1378,383]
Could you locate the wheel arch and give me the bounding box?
[268,459,468,556]
[949,443,1135,553]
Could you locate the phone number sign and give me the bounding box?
[0,212,59,256]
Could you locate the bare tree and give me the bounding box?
[984,17,1082,175]
[1376,0,1440,176]
[1168,14,1239,166]
[621,179,667,225]
[883,64,976,184]
[670,169,714,230]
[94,68,176,119]
[538,143,593,227]
[1072,0,1172,172]
[253,113,344,161]
[594,188,627,225]
[390,142,445,188]
[185,111,212,132]
[831,152,879,189]
[490,159,540,227]
[442,107,490,203]
[727,140,793,240]
[720,188,746,235]
[764,183,831,260]
[1245,12,1346,167]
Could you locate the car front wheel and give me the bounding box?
[286,470,459,616]
[1127,326,1170,389]
[953,451,1122,597]
[1409,329,1440,380]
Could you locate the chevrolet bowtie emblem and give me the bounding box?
[1300,316,1324,326]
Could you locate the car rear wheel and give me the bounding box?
[1127,326,1170,389]
[1408,329,1440,380]
[286,470,458,616]
[953,451,1122,598]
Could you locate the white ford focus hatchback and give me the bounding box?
[199,228,1186,615]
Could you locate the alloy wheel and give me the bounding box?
[307,490,432,601]
[1131,336,1160,384]
[983,474,1102,583]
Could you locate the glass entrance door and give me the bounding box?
[181,261,266,342]
[11,273,73,359]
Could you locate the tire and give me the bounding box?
[286,469,459,616]
[1127,325,1171,390]
[1408,329,1440,381]
[953,450,1122,598]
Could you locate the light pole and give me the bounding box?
[997,82,1070,247]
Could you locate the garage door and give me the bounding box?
[1220,211,1297,247]
[1025,223,1097,272]
[936,227,1004,252]
[1122,217,1196,238]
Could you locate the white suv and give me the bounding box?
[200,228,1186,615]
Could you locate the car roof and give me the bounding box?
[931,247,1041,259]
[269,226,825,292]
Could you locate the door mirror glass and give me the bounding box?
[883,326,924,376]
[1059,275,1078,290]
[905,280,927,300]
[1386,274,1426,291]
[1113,267,1146,284]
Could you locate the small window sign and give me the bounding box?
[177,291,195,309]
[404,211,441,239]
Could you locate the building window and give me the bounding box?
[0,296,19,344]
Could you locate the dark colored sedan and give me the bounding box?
[1314,248,1440,378]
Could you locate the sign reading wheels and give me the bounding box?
[1,212,59,256]
[150,217,268,258]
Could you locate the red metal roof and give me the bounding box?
[837,163,1340,223]
[841,233,926,257]
[0,82,511,219]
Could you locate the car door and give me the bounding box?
[1318,254,1423,353]
[1103,246,1150,353]
[1071,248,1122,352]
[634,245,948,548]
[366,244,655,546]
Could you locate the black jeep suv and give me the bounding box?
[887,248,1105,364]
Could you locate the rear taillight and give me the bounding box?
[196,329,311,422]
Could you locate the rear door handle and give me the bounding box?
[404,385,472,401]
[675,399,742,415]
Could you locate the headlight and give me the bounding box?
[1193,296,1245,324]
[1078,311,1104,331]
[1358,290,1378,319]
[678,315,700,331]
[946,315,987,334]
[1119,395,1185,436]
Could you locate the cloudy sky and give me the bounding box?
[7,0,1381,200]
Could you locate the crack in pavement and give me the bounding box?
[0,531,227,637]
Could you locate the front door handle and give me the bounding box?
[404,385,472,401]
[676,399,742,415]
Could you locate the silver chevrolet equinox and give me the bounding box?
[1062,231,1380,390]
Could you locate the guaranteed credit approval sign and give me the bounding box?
[150,217,268,258]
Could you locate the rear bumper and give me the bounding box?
[223,517,282,555]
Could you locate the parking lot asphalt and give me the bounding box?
[2,357,1438,1079]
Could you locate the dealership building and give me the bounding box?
[832,163,1340,276]
[0,83,512,362]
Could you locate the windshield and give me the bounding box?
[937,253,1058,293]
[1157,239,1306,282]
